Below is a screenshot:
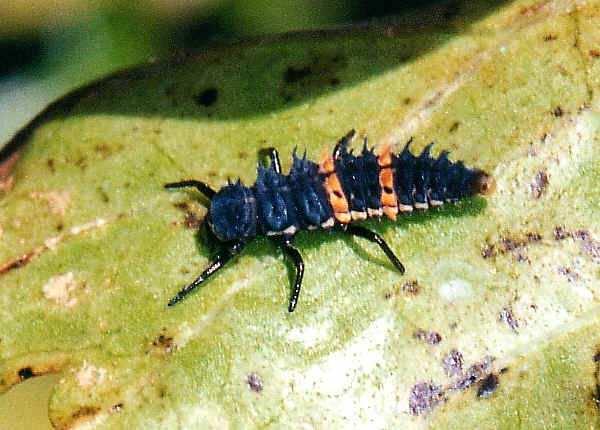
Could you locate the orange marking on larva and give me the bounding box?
[323,172,350,223]
[335,212,352,224]
[383,206,398,221]
[378,164,398,221]
[319,154,335,174]
[378,144,393,167]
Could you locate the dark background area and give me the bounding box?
[0,0,447,143]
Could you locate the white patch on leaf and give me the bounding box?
[42,272,80,307]
[285,320,332,348]
[438,279,473,302]
[282,315,395,429]
[75,361,108,388]
[30,190,71,216]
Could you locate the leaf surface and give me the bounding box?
[1,0,599,428]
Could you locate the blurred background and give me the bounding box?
[0,0,445,145]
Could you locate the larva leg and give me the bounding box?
[164,180,216,199]
[167,241,245,306]
[274,235,305,312]
[343,225,405,274]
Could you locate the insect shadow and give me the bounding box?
[183,195,487,304]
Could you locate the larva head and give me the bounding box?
[471,170,496,196]
[208,182,257,242]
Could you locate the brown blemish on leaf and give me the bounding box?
[544,34,558,42]
[531,170,549,198]
[451,356,494,391]
[384,279,420,299]
[442,349,464,377]
[519,1,549,17]
[592,350,600,410]
[414,329,442,345]
[554,225,571,240]
[589,49,600,58]
[30,190,71,216]
[573,230,600,264]
[1,355,69,392]
[46,158,56,173]
[110,403,124,413]
[482,232,542,262]
[409,381,445,415]
[62,406,101,429]
[247,372,263,393]
[557,266,580,282]
[0,217,109,277]
[499,306,519,332]
[477,373,499,398]
[0,151,19,193]
[0,251,36,275]
[449,121,460,132]
[152,333,177,354]
[552,106,564,117]
[403,97,412,105]
[173,202,205,229]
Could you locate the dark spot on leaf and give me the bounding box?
[194,87,218,107]
[238,151,248,160]
[485,232,543,263]
[329,77,340,86]
[414,329,442,345]
[74,156,87,171]
[56,223,64,232]
[409,382,445,415]
[402,280,420,295]
[403,97,412,105]
[481,243,496,259]
[552,106,564,117]
[97,187,110,203]
[111,403,124,413]
[449,121,460,133]
[247,372,263,393]
[557,266,580,282]
[284,65,312,84]
[554,225,571,240]
[47,159,55,173]
[0,252,35,275]
[573,230,600,263]
[71,406,100,420]
[152,333,176,354]
[173,202,204,229]
[477,373,499,398]
[593,349,600,410]
[452,356,494,390]
[531,170,549,198]
[442,349,464,377]
[590,50,600,58]
[544,34,558,42]
[18,367,34,381]
[499,306,519,332]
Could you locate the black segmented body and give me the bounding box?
[165,130,494,312]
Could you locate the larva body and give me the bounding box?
[166,130,494,312]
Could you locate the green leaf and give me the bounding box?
[1,0,599,428]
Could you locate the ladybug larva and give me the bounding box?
[165,130,495,312]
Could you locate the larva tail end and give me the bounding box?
[472,170,496,196]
